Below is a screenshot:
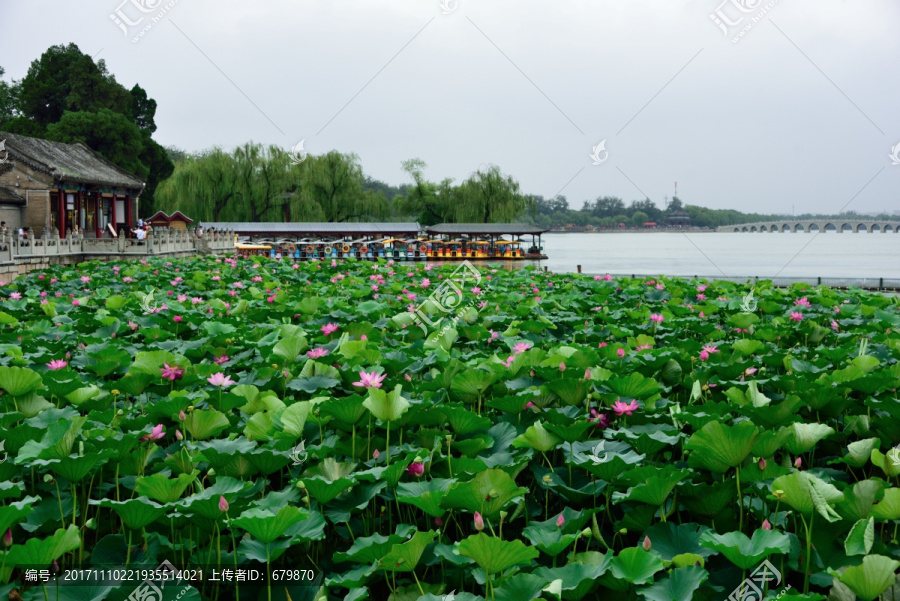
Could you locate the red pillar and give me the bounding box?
[111,195,117,235]
[58,188,65,238]
[126,194,133,231]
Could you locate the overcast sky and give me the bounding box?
[1,0,898,215]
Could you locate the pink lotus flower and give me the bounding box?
[474,512,484,531]
[501,355,515,368]
[307,347,329,359]
[173,315,183,323]
[513,342,532,355]
[160,363,184,381]
[702,345,719,354]
[406,462,424,477]
[603,274,612,281]
[353,370,386,389]
[321,323,339,336]
[9,292,21,300]
[72,299,80,306]
[214,355,230,365]
[650,314,664,324]
[697,285,707,292]
[588,408,610,428]
[556,514,565,528]
[612,399,639,417]
[3,528,12,547]
[420,278,431,288]
[762,519,772,530]
[46,359,68,370]
[524,401,535,410]
[790,312,804,322]
[559,362,566,371]
[179,410,186,421]
[373,449,380,460]
[642,536,652,551]
[794,457,802,469]
[794,297,811,307]
[831,320,839,332]
[141,424,165,442]
[175,429,183,441]
[207,373,235,387]
[758,457,767,470]
[696,293,706,301]
[218,496,229,512]
[616,348,625,358]
[699,350,710,361]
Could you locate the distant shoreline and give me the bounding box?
[545,229,716,234]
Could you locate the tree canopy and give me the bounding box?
[0,44,173,216]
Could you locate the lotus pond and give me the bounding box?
[1,256,899,601]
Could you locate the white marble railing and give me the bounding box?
[0,228,235,262]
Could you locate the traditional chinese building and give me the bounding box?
[0,131,144,238]
[146,210,194,231]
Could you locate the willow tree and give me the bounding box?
[155,147,238,222]
[398,158,448,225]
[231,143,304,222]
[301,151,385,222]
[452,165,529,223]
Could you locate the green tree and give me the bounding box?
[452,165,528,223]
[0,67,19,126]
[301,151,380,222]
[399,158,446,225]
[631,211,649,228]
[46,108,148,179]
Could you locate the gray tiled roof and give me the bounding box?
[0,131,145,189]
[426,223,548,235]
[0,185,26,206]
[202,222,422,235]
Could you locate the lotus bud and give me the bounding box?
[175,429,183,441]
[758,457,767,470]
[794,457,802,469]
[618,528,628,535]
[474,512,485,532]
[762,519,772,530]
[2,529,11,547]
[373,449,380,460]
[559,362,566,371]
[556,514,565,528]
[414,456,422,463]
[773,489,785,501]
[179,410,186,421]
[500,511,508,523]
[207,468,216,477]
[581,528,592,538]
[642,536,652,551]
[584,368,591,380]
[188,405,194,412]
[51,560,60,575]
[43,474,54,484]
[218,496,229,512]
[434,517,443,527]
[85,518,97,530]
[116,409,124,416]
[489,488,498,498]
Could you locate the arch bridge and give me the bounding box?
[717,220,900,233]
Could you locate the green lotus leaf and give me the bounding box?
[610,547,665,585]
[870,448,900,478]
[545,378,590,406]
[771,471,844,522]
[4,525,80,568]
[700,529,791,570]
[642,522,714,561]
[458,532,538,575]
[685,420,759,473]
[441,469,528,520]
[521,524,577,558]
[0,366,43,397]
[65,385,102,406]
[638,566,709,601]
[300,476,356,504]
[680,480,738,518]
[443,406,492,435]
[397,479,456,518]
[47,449,115,482]
[835,438,880,468]
[732,339,764,355]
[607,372,659,399]
[837,480,883,522]
[178,477,258,520]
[130,350,188,375]
[363,385,409,422]
[319,395,368,428]
[377,530,436,572]
[533,563,609,599]
[334,532,405,564]
[230,505,308,544]
[870,488,900,520]
[450,369,495,401]
[833,555,900,601]
[0,496,39,535]
[615,466,688,506]
[183,409,230,440]
[273,334,308,364]
[783,422,835,455]
[512,420,562,452]
[660,359,683,385]
[844,517,875,556]
[96,497,167,530]
[134,470,199,504]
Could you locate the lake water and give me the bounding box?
[522,232,900,280]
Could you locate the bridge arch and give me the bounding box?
[857,223,867,233]
[759,225,768,232]
[885,224,895,232]
[750,226,758,232]
[808,223,820,232]
[840,223,853,232]
[794,224,805,233]
[742,226,749,232]
[824,223,836,232]
[872,224,881,232]
[782,224,792,232]
[733,227,740,232]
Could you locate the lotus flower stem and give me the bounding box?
[800,513,814,594]
[385,422,391,466]
[126,529,133,566]
[736,466,743,532]
[411,571,425,596]
[54,480,65,528]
